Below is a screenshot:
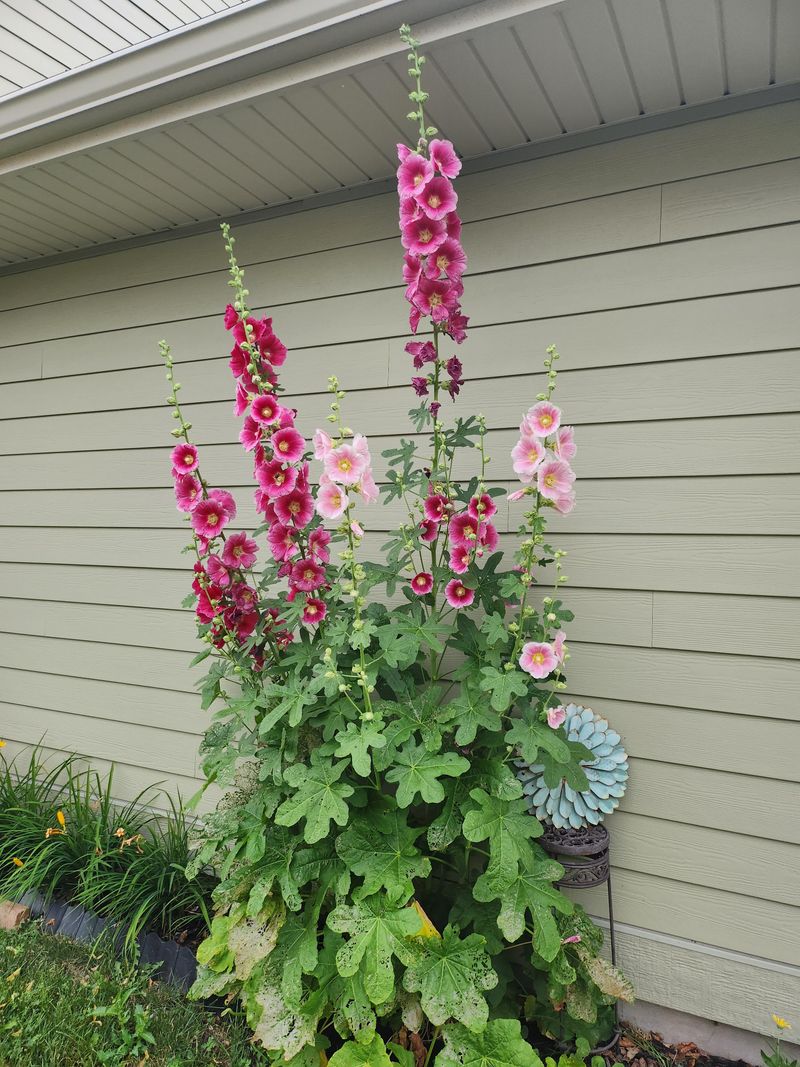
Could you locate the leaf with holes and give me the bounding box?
[275,755,354,843]
[402,925,498,1032]
[327,898,423,1005]
[436,1019,543,1067]
[336,809,431,904]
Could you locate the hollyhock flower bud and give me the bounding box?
[445,578,475,608]
[316,477,348,520]
[396,152,434,198]
[424,494,449,523]
[430,401,441,419]
[191,498,230,539]
[468,494,497,521]
[257,460,298,498]
[174,473,201,512]
[410,572,434,595]
[429,139,462,178]
[401,215,447,256]
[324,444,367,486]
[507,488,528,502]
[511,436,546,483]
[239,416,261,451]
[171,443,199,473]
[274,488,314,528]
[554,425,577,460]
[547,705,567,729]
[291,558,326,592]
[271,427,305,464]
[206,554,230,588]
[209,489,237,521]
[222,531,258,569]
[519,641,558,679]
[302,597,327,624]
[413,175,457,220]
[537,458,576,501]
[522,400,562,438]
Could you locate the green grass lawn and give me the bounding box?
[0,921,269,1067]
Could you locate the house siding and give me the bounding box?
[1,100,799,1035]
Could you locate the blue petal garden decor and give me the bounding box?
[517,704,629,829]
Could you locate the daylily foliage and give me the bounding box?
[159,24,631,1065]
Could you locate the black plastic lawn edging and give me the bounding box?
[16,890,198,993]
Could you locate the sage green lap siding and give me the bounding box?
[1,99,799,1036]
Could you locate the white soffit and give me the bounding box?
[0,0,798,266]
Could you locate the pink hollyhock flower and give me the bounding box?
[410,572,434,595]
[537,457,576,501]
[553,491,576,515]
[547,705,567,730]
[231,583,257,612]
[350,520,365,539]
[316,477,348,519]
[240,416,261,451]
[414,175,457,220]
[271,427,305,463]
[313,429,332,460]
[449,512,480,548]
[274,488,314,528]
[278,407,297,430]
[445,211,462,240]
[171,443,199,474]
[257,460,297,498]
[519,641,558,679]
[267,523,298,562]
[449,547,471,574]
[412,376,429,397]
[405,340,436,368]
[413,276,459,323]
[522,400,562,438]
[511,436,546,483]
[424,494,449,523]
[468,494,497,521]
[447,310,469,343]
[403,254,422,298]
[302,597,327,625]
[401,215,447,256]
[396,143,411,163]
[309,528,331,563]
[324,444,367,486]
[224,304,238,330]
[409,304,421,334]
[554,425,577,461]
[561,934,582,945]
[400,195,421,227]
[397,152,434,198]
[206,554,230,589]
[251,393,281,425]
[222,531,258,569]
[553,630,567,662]
[291,558,326,592]
[507,488,528,502]
[174,474,201,512]
[426,237,467,282]
[209,489,237,521]
[445,578,475,608]
[191,498,230,539]
[419,518,438,542]
[429,138,461,178]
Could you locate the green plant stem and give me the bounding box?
[424,1025,442,1067]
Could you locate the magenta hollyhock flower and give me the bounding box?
[316,477,349,519]
[206,554,230,588]
[271,427,305,463]
[174,474,201,512]
[468,493,497,521]
[231,583,258,612]
[196,584,222,623]
[171,443,199,474]
[229,344,247,378]
[522,401,562,438]
[445,578,475,609]
[401,214,447,256]
[412,376,429,397]
[251,393,281,425]
[274,488,314,528]
[537,457,576,501]
[222,531,258,569]
[224,304,238,330]
[511,436,546,483]
[229,609,258,640]
[410,572,434,595]
[409,304,421,334]
[419,518,438,542]
[479,522,498,553]
[552,491,576,515]
[449,547,470,574]
[519,641,558,679]
[403,254,422,298]
[554,425,577,461]
[414,175,457,220]
[259,330,287,367]
[233,382,250,417]
[397,143,411,163]
[445,211,462,240]
[430,400,441,419]
[424,494,449,523]
[257,460,297,498]
[405,340,436,368]
[426,237,467,282]
[291,558,326,592]
[446,354,464,397]
[397,152,434,198]
[267,523,298,562]
[547,705,567,729]
[308,527,331,562]
[399,195,421,227]
[239,416,261,451]
[447,311,469,343]
[413,276,458,322]
[324,443,367,486]
[449,512,480,548]
[209,489,237,521]
[553,630,567,663]
[429,139,462,178]
[191,498,230,539]
[302,597,327,625]
[313,429,332,460]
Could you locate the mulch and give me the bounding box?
[608,1027,756,1067]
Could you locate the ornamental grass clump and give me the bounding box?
[163,25,632,1065]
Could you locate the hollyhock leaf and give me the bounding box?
[445,685,502,746]
[473,852,571,949]
[481,612,508,648]
[395,610,451,654]
[327,898,423,1005]
[332,970,377,1045]
[328,1033,393,1066]
[385,743,470,808]
[402,925,497,1032]
[387,1044,415,1067]
[378,629,420,670]
[437,1019,543,1067]
[259,680,316,733]
[467,759,524,801]
[276,913,321,1009]
[336,809,431,904]
[574,948,635,1002]
[334,721,388,778]
[537,747,590,793]
[505,715,570,765]
[275,756,354,844]
[478,667,529,713]
[462,789,542,884]
[427,777,471,852]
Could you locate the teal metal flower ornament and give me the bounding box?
[516,704,628,829]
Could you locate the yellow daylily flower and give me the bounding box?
[56,810,66,829]
[772,1014,792,1031]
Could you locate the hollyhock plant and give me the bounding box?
[159,26,630,1066]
